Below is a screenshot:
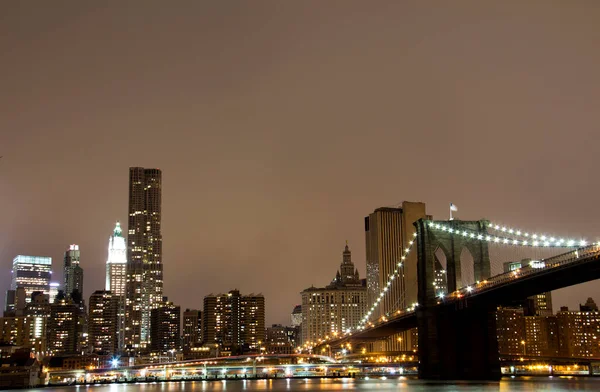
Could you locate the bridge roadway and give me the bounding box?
[46,353,600,385]
[46,353,419,384]
[318,244,600,350]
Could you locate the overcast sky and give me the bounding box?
[1,1,599,325]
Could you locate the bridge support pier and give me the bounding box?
[417,305,501,381]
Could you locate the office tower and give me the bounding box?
[364,202,428,350]
[301,243,368,347]
[150,300,180,355]
[503,261,553,316]
[182,309,202,354]
[11,256,52,303]
[203,290,266,354]
[126,167,162,351]
[106,221,127,353]
[64,245,83,299]
[89,290,118,355]
[47,298,79,355]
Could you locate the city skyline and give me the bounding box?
[2,2,600,326]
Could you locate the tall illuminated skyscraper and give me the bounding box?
[125,167,163,351]
[64,245,83,298]
[106,221,127,353]
[11,255,52,303]
[106,222,127,295]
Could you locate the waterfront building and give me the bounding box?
[301,243,367,347]
[203,290,265,354]
[126,167,163,351]
[557,306,600,358]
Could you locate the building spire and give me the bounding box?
[114,221,122,237]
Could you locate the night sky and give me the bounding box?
[1,2,600,325]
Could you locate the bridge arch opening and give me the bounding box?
[460,247,475,288]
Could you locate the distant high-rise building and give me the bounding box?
[203,290,265,354]
[182,309,202,355]
[106,221,127,354]
[126,167,163,351]
[64,245,83,299]
[89,290,118,355]
[150,300,180,355]
[11,256,52,303]
[301,243,368,347]
[364,202,428,350]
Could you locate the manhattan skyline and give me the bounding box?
[1,2,600,326]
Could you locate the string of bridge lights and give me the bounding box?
[487,222,586,247]
[428,221,588,248]
[357,232,418,329]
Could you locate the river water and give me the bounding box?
[30,377,600,391]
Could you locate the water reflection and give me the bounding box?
[30,377,600,392]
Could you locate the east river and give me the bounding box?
[29,377,600,391]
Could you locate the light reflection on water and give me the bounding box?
[30,377,600,391]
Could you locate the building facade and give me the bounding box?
[125,167,163,352]
[150,301,180,355]
[11,256,52,303]
[203,290,265,354]
[364,202,428,350]
[89,290,118,355]
[301,243,367,347]
[557,307,600,357]
[64,245,83,299]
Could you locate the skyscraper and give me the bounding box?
[64,245,83,298]
[11,256,52,303]
[106,222,127,295]
[125,167,162,351]
[106,221,127,354]
[364,202,428,350]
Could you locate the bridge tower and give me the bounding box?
[414,218,501,380]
